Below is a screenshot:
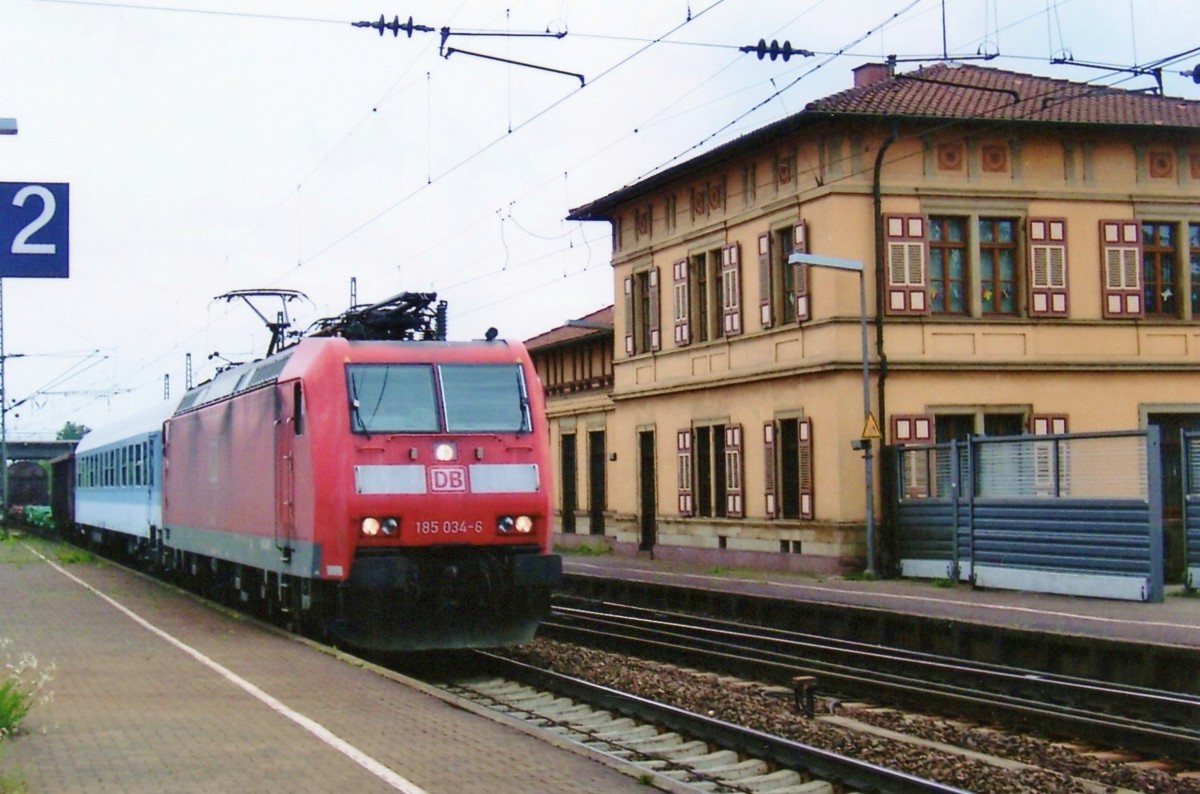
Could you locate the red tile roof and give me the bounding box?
[807,63,1200,127]
[569,63,1200,220]
[524,305,613,351]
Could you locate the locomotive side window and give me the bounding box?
[440,365,530,433]
[347,365,439,433]
[293,382,304,436]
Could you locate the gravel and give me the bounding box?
[502,639,1200,794]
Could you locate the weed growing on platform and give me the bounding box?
[555,542,612,556]
[0,749,27,794]
[0,639,55,739]
[54,547,96,566]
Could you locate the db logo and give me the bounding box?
[429,466,468,493]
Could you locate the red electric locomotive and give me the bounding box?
[160,292,561,651]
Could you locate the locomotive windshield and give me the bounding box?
[347,363,530,434]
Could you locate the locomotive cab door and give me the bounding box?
[274,382,301,563]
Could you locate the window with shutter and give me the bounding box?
[721,243,743,336]
[891,414,934,445]
[1028,218,1069,316]
[724,424,744,517]
[1030,414,1069,496]
[1030,415,1068,435]
[648,267,662,351]
[884,214,929,315]
[673,259,690,345]
[758,234,773,328]
[793,221,810,322]
[797,418,814,519]
[978,218,1018,315]
[1099,220,1143,318]
[677,430,694,516]
[1142,222,1178,317]
[929,216,969,315]
[763,422,777,518]
[623,276,634,355]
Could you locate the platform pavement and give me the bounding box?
[0,535,664,794]
[562,554,1200,650]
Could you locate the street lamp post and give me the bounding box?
[788,252,876,576]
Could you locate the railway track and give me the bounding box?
[544,595,1200,765]
[436,652,970,794]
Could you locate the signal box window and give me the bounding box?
[1190,223,1200,315]
[979,218,1017,315]
[1143,222,1177,316]
[929,217,968,314]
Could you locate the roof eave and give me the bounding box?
[567,108,1200,220]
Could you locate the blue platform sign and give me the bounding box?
[0,182,69,278]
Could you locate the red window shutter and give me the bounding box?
[623,276,634,355]
[1028,218,1069,317]
[673,259,691,345]
[793,220,810,323]
[884,214,930,315]
[1030,414,1069,496]
[721,243,743,336]
[677,429,694,516]
[758,233,773,329]
[891,414,934,445]
[648,267,662,351]
[798,418,814,519]
[1030,414,1068,435]
[724,424,744,517]
[763,422,777,518]
[1099,220,1143,318]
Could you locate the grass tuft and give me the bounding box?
[0,639,55,740]
[555,542,612,557]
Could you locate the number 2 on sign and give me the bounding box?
[11,185,56,255]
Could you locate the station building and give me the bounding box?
[532,62,1200,577]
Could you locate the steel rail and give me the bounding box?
[543,600,1200,764]
[473,651,972,794]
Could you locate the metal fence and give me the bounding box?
[893,428,1163,603]
[1181,430,1200,590]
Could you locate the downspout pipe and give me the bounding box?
[872,123,898,574]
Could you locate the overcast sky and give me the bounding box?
[1,0,1198,438]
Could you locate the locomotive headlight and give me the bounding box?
[361,517,381,536]
[382,517,399,536]
[497,515,534,535]
[434,442,457,462]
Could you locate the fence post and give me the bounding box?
[1146,425,1164,603]
[948,439,958,580]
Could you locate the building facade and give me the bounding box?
[553,63,1200,577]
[525,306,615,542]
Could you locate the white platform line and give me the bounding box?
[31,546,427,794]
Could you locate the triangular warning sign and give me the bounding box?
[861,412,882,440]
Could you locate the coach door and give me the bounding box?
[274,383,300,561]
